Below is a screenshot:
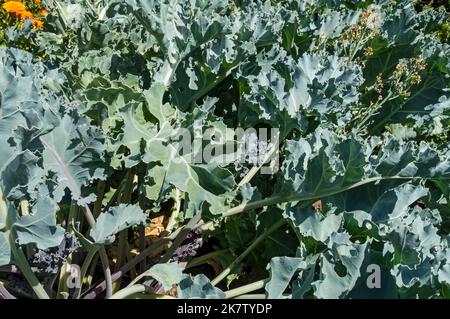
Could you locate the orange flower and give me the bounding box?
[20,10,33,20]
[32,18,44,29]
[2,1,27,18]
[40,8,47,16]
[35,0,41,4]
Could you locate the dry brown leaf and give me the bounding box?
[145,215,166,237]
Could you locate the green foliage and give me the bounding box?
[90,204,146,244]
[1,0,450,299]
[178,274,226,299]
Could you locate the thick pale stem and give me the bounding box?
[137,166,147,273]
[9,233,50,299]
[223,176,414,218]
[224,279,268,299]
[0,281,16,299]
[93,181,106,219]
[74,247,99,299]
[116,171,134,269]
[56,254,73,299]
[186,249,229,269]
[83,232,178,299]
[1,193,48,299]
[109,284,147,299]
[211,219,286,286]
[166,189,182,233]
[79,204,112,298]
[99,249,113,297]
[0,191,8,226]
[85,253,99,287]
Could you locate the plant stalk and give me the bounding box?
[109,284,147,299]
[9,233,50,299]
[186,249,229,269]
[224,278,268,299]
[222,176,415,218]
[93,181,106,218]
[73,247,99,299]
[211,219,286,286]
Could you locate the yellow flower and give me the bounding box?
[2,1,27,18]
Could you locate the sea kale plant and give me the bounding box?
[1,0,450,299]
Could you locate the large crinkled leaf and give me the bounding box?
[279,128,450,201]
[0,152,65,262]
[1,151,40,201]
[347,249,398,299]
[291,255,318,299]
[0,47,61,191]
[327,182,429,223]
[90,204,147,244]
[40,113,109,204]
[265,256,302,299]
[139,93,235,217]
[177,274,225,299]
[237,51,362,138]
[1,167,64,264]
[126,0,284,111]
[144,84,175,127]
[387,207,442,281]
[286,53,362,121]
[0,47,68,267]
[359,3,450,138]
[102,84,236,216]
[282,205,369,299]
[438,264,450,285]
[283,207,343,242]
[13,197,65,250]
[117,101,158,166]
[312,233,368,299]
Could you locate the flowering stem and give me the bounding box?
[355,92,396,131]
